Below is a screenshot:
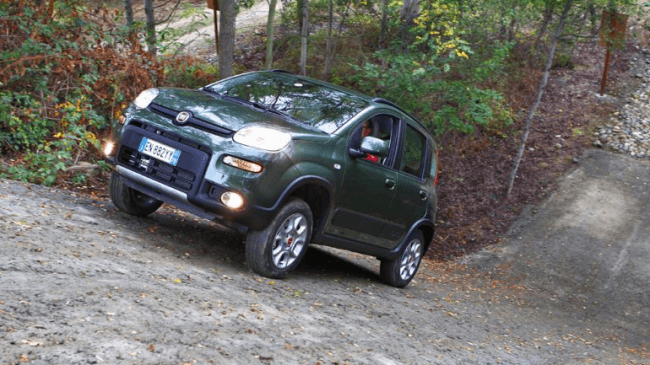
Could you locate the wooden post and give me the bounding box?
[598,10,627,95]
[600,48,611,95]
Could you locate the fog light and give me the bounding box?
[221,191,245,210]
[223,155,263,173]
[104,141,115,157]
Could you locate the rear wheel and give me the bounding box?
[246,198,312,279]
[109,171,163,217]
[380,230,425,288]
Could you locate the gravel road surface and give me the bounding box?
[1,148,649,364]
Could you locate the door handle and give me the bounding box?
[419,190,427,200]
[385,178,396,190]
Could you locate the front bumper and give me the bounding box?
[107,121,278,232]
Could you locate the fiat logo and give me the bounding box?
[176,111,191,125]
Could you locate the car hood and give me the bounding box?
[152,88,330,142]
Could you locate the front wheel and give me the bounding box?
[380,230,425,288]
[109,171,163,217]
[245,198,313,279]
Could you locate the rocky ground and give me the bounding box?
[596,46,650,158]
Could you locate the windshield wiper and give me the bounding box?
[202,89,315,128]
[220,95,297,120]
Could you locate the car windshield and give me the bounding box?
[204,72,369,134]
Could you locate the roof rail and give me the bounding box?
[270,69,293,74]
[370,97,426,129]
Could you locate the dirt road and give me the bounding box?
[0,149,648,364]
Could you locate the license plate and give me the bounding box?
[138,137,181,166]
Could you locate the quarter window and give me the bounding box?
[400,125,426,177]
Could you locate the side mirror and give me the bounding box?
[359,136,389,157]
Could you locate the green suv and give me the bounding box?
[105,70,439,287]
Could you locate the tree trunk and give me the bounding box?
[399,0,419,45]
[379,0,389,48]
[587,0,598,33]
[265,0,278,69]
[323,1,351,79]
[124,0,134,28]
[296,0,304,31]
[400,0,419,25]
[534,0,554,51]
[300,0,309,76]
[144,0,156,56]
[322,0,333,79]
[219,0,236,79]
[507,0,574,198]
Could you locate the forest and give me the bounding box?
[0,0,643,256]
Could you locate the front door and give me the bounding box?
[326,114,405,248]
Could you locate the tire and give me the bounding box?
[380,230,425,288]
[109,171,163,217]
[245,198,313,279]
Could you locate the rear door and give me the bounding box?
[391,122,430,232]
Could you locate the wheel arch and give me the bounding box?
[284,176,333,240]
[401,219,435,255]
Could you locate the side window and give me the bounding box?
[400,124,426,178]
[350,114,396,165]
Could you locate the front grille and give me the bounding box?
[128,120,212,154]
[117,146,196,192]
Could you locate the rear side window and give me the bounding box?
[400,124,426,178]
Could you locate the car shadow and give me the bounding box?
[294,245,380,283]
[106,205,382,284]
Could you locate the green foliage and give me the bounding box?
[350,47,512,136]
[0,0,166,186]
[5,148,70,187]
[0,92,55,149]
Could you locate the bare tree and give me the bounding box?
[322,0,351,80]
[124,0,134,28]
[219,0,236,79]
[144,0,156,56]
[507,0,574,198]
[300,0,309,76]
[322,0,333,78]
[265,0,278,69]
[379,0,390,48]
[534,0,555,51]
[399,0,419,45]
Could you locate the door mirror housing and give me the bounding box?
[359,136,389,157]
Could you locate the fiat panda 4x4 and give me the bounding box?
[105,70,439,287]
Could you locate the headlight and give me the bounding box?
[233,126,291,151]
[133,88,159,109]
[221,191,245,210]
[104,141,115,157]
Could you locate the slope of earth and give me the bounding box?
[1,178,648,364]
[468,149,650,349]
[430,36,635,260]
